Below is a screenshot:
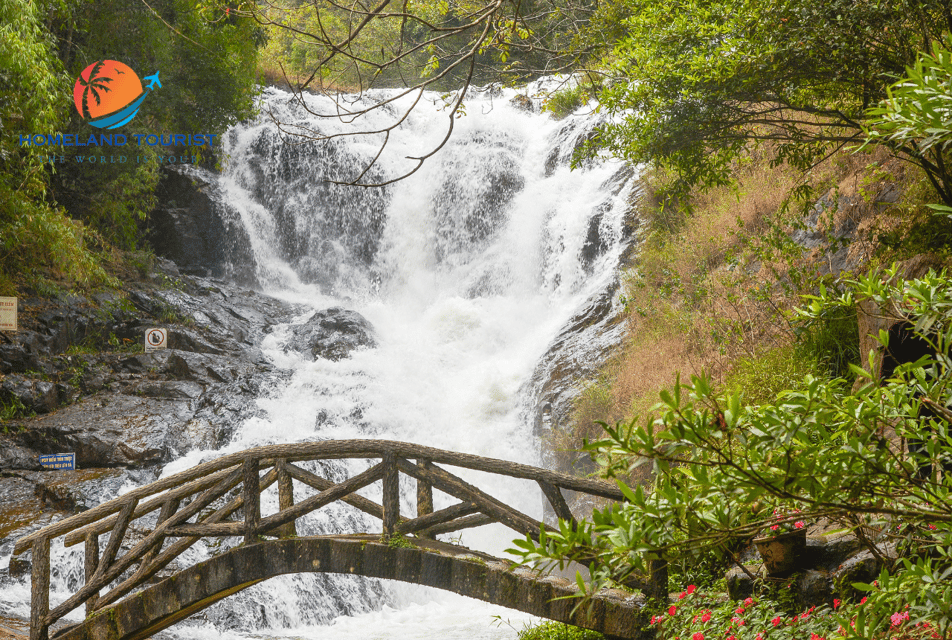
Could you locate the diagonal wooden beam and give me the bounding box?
[395,459,549,540]
[256,462,386,535]
[282,461,397,521]
[396,501,480,535]
[63,467,238,548]
[420,513,495,537]
[88,498,138,587]
[538,480,577,529]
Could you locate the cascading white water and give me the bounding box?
[0,82,640,640]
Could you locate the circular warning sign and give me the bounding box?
[145,327,167,352]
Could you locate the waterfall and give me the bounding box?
[1,83,640,640]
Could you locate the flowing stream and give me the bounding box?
[2,82,640,640]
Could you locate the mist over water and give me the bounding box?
[0,83,640,640]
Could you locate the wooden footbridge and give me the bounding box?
[12,441,658,640]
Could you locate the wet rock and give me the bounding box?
[0,375,61,414]
[287,308,377,361]
[726,566,757,600]
[148,166,259,286]
[795,570,834,609]
[510,94,534,112]
[0,331,48,374]
[833,550,884,602]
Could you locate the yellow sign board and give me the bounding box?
[0,297,16,331]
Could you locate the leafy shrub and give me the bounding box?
[517,621,604,640]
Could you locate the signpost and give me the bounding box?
[39,453,76,471]
[0,297,16,332]
[145,327,167,352]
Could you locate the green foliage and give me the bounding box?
[516,621,604,640]
[584,0,952,202]
[385,534,415,549]
[510,266,952,633]
[865,33,952,205]
[543,84,588,120]
[723,345,822,407]
[792,288,861,380]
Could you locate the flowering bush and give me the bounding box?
[759,509,808,539]
[651,586,944,640]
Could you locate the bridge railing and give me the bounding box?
[13,440,626,640]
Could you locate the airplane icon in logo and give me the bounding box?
[143,72,161,90]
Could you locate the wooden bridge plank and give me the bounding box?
[49,538,651,640]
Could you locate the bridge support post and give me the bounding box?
[382,453,399,538]
[84,533,100,615]
[416,459,434,538]
[276,460,297,539]
[30,537,50,640]
[243,459,260,543]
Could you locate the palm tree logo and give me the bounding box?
[72,60,157,129]
[76,61,114,119]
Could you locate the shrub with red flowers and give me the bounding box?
[510,271,952,638]
[650,586,942,640]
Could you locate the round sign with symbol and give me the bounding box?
[145,327,167,352]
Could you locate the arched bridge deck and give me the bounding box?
[12,440,658,640]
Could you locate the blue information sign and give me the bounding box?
[39,452,76,471]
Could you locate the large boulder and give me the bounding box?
[287,308,377,361]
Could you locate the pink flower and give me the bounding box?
[743,597,754,606]
[669,605,677,616]
[795,521,805,529]
[735,607,744,614]
[891,611,910,627]
[727,637,736,640]
[811,634,825,640]
[701,611,711,623]
[679,591,687,600]
[650,616,658,624]
[833,598,840,609]
[770,524,780,531]
[692,633,704,640]
[860,597,867,605]
[772,616,782,627]
[755,634,763,640]
[687,584,697,595]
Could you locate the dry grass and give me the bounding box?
[563,143,929,476]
